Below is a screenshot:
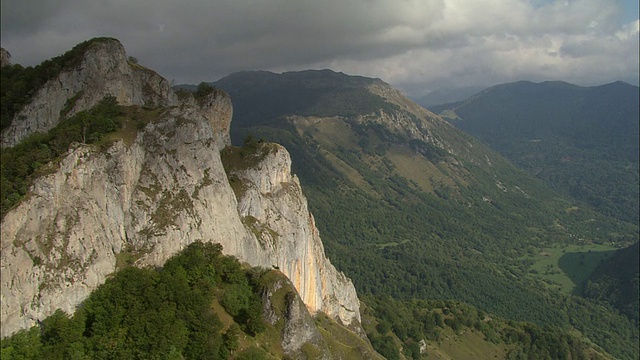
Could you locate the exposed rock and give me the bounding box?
[1,39,177,148]
[261,271,331,359]
[228,143,362,331]
[282,291,331,359]
[1,48,11,67]
[365,81,483,160]
[0,39,362,339]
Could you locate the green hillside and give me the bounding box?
[581,242,640,326]
[432,80,640,224]
[213,70,639,359]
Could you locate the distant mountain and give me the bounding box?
[213,70,639,359]
[414,85,487,107]
[433,80,640,224]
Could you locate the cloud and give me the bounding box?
[1,0,638,95]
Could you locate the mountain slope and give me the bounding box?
[213,70,639,359]
[432,80,640,223]
[581,241,640,326]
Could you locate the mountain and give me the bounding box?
[430,80,640,224]
[213,70,639,359]
[2,38,637,359]
[0,38,372,358]
[413,85,487,107]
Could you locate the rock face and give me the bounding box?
[261,271,331,359]
[1,48,11,67]
[1,39,177,148]
[227,143,361,329]
[0,39,361,338]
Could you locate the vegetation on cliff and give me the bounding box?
[0,96,122,218]
[0,37,118,131]
[0,242,267,360]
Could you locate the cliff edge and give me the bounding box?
[0,38,361,339]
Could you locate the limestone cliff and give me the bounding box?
[0,39,361,339]
[1,48,11,67]
[1,38,177,148]
[261,271,332,359]
[223,143,361,331]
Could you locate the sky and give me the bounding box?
[1,0,638,97]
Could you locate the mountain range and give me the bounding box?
[430,80,639,224]
[212,70,638,359]
[1,38,638,359]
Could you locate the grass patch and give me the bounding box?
[242,216,280,247]
[430,328,511,360]
[105,105,163,146]
[386,145,453,193]
[221,142,280,199]
[522,243,618,293]
[114,245,147,270]
[315,312,385,360]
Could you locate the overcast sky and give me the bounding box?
[1,0,638,96]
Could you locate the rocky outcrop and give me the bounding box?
[0,40,361,338]
[1,48,11,67]
[1,39,177,148]
[0,91,242,336]
[227,143,362,330]
[261,271,331,359]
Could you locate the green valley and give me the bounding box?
[214,70,639,359]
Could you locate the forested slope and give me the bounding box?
[214,70,639,359]
[432,80,640,224]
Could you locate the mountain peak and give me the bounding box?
[1,37,177,148]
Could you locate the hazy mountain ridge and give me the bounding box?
[413,85,487,107]
[432,80,640,223]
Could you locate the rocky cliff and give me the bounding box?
[223,143,361,331]
[1,39,176,148]
[0,39,361,339]
[0,48,11,67]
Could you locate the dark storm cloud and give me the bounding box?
[1,0,638,95]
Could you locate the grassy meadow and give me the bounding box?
[522,244,618,293]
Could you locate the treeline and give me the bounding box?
[0,37,117,131]
[0,96,122,219]
[0,242,268,360]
